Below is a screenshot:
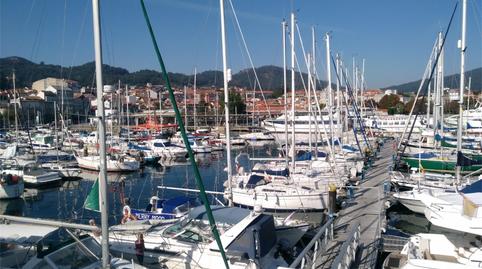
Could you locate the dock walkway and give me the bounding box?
[315,140,393,268]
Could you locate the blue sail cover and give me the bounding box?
[456,151,482,167]
[296,152,312,161]
[461,179,482,194]
[252,168,289,177]
[342,145,358,152]
[410,152,437,159]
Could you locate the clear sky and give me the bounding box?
[1,0,481,88]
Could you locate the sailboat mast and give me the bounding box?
[126,84,130,142]
[194,67,197,128]
[456,0,467,184]
[290,12,296,171]
[308,53,312,152]
[325,33,334,141]
[184,86,188,128]
[282,20,289,168]
[336,53,342,140]
[91,0,109,267]
[361,58,365,119]
[220,0,233,206]
[12,71,18,141]
[312,26,319,159]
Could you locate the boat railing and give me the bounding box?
[281,217,334,268]
[330,222,360,269]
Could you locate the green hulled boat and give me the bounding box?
[402,156,482,174]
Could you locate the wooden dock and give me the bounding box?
[314,139,393,268]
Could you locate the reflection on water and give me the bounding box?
[387,203,460,236]
[0,142,289,226]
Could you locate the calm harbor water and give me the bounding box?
[0,142,285,225]
[2,140,437,236]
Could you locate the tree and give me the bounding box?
[378,94,402,109]
[220,92,246,114]
[404,98,426,114]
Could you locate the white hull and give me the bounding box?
[239,132,275,141]
[76,155,140,172]
[230,186,328,211]
[395,194,426,214]
[2,169,61,187]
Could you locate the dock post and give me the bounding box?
[328,183,337,216]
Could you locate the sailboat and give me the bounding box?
[0,1,148,268]
[387,3,482,268]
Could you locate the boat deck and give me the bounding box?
[314,140,393,268]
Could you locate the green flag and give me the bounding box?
[84,179,100,212]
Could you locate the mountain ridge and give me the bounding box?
[0,56,328,96]
[385,67,482,92]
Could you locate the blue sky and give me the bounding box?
[1,0,481,88]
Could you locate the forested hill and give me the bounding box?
[385,67,482,93]
[0,57,328,96]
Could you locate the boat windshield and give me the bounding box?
[162,218,234,244]
[163,219,210,243]
[45,237,100,268]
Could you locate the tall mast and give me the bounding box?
[91,0,109,267]
[312,26,318,159]
[361,58,365,118]
[307,53,312,152]
[336,53,342,140]
[325,33,333,141]
[220,0,233,206]
[352,57,356,105]
[456,0,467,184]
[184,86,188,129]
[435,32,444,136]
[12,71,18,141]
[440,34,445,138]
[290,12,296,171]
[61,79,65,125]
[126,84,130,142]
[193,67,197,128]
[282,20,289,168]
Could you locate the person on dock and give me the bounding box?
[135,233,145,265]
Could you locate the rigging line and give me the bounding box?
[68,0,89,80]
[397,38,438,150]
[139,1,230,268]
[293,47,338,176]
[292,31,337,166]
[296,24,343,156]
[397,2,458,162]
[338,58,371,152]
[191,0,215,69]
[60,0,68,79]
[29,0,47,63]
[337,57,371,155]
[226,0,277,127]
[337,60,362,154]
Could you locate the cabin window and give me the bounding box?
[31,261,50,269]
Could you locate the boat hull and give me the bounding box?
[0,182,24,199]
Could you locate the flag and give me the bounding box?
[84,179,100,212]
